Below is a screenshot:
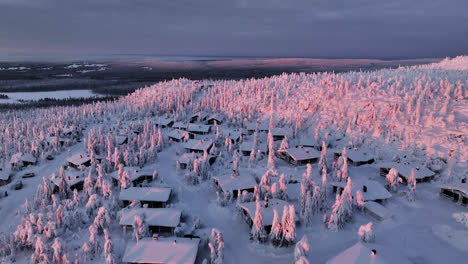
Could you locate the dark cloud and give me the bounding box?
[0,0,467,59]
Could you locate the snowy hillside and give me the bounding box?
[0,56,467,264]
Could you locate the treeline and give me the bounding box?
[0,96,118,111]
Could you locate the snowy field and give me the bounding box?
[0,56,466,264]
[0,90,100,104]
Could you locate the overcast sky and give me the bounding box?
[0,0,467,59]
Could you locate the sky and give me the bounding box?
[0,0,467,60]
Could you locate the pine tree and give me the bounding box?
[58,167,70,200]
[407,169,416,201]
[294,235,310,263]
[358,222,375,243]
[267,130,275,169]
[283,205,296,245]
[386,168,399,192]
[304,191,314,226]
[355,190,365,209]
[279,174,288,200]
[269,209,282,246]
[250,200,267,243]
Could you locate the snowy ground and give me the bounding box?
[0,56,466,263]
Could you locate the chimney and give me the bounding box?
[371,249,377,256]
[153,234,158,240]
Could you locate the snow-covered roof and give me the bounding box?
[334,148,375,163]
[183,139,213,152]
[172,122,188,130]
[45,136,66,144]
[155,117,173,127]
[187,124,210,133]
[239,141,268,153]
[213,173,257,193]
[0,168,12,181]
[364,201,392,220]
[239,199,296,226]
[51,169,86,187]
[246,121,269,131]
[66,153,91,166]
[119,208,182,228]
[117,135,128,145]
[439,183,468,196]
[168,129,192,140]
[377,162,435,179]
[226,131,243,141]
[122,237,200,264]
[207,113,223,122]
[326,242,412,264]
[10,152,37,165]
[298,137,319,147]
[330,179,392,201]
[110,167,154,182]
[283,147,321,161]
[269,127,293,137]
[177,152,215,165]
[119,187,172,203]
[190,112,209,120]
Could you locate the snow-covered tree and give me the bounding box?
[386,168,399,192]
[31,236,49,264]
[51,238,67,264]
[294,235,310,263]
[407,169,416,201]
[132,214,148,242]
[267,131,275,169]
[358,222,375,243]
[270,208,282,246]
[250,200,267,243]
[282,205,296,246]
[93,207,111,234]
[355,190,365,209]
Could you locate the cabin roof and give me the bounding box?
[187,124,211,133]
[439,183,468,196]
[326,242,412,264]
[283,147,321,161]
[10,152,37,164]
[183,139,213,151]
[110,167,154,182]
[66,153,91,166]
[330,179,392,201]
[269,127,293,137]
[239,199,296,226]
[213,173,257,193]
[377,162,435,179]
[168,129,192,140]
[334,148,375,163]
[239,141,268,153]
[119,208,182,227]
[119,187,172,203]
[246,121,269,131]
[122,237,200,264]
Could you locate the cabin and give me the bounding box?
[269,128,292,141]
[177,153,216,170]
[119,208,182,234]
[334,148,375,166]
[298,137,329,150]
[213,173,257,197]
[239,199,297,233]
[246,122,269,134]
[206,114,223,125]
[364,201,393,221]
[45,136,67,147]
[172,122,188,131]
[225,130,244,144]
[189,112,209,123]
[378,162,436,183]
[168,129,194,142]
[330,179,391,203]
[66,153,91,169]
[10,153,37,169]
[326,242,412,264]
[51,169,86,191]
[155,117,174,128]
[183,139,213,154]
[110,167,155,187]
[279,147,321,165]
[439,182,468,205]
[0,168,12,186]
[187,124,211,135]
[117,135,128,145]
[239,141,268,156]
[122,237,200,264]
[119,187,172,208]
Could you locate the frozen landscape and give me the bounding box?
[0,55,466,263]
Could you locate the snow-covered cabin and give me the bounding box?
[155,117,174,128]
[117,135,128,145]
[225,130,244,144]
[122,237,200,264]
[246,121,269,134]
[172,121,188,130]
[331,179,392,202]
[119,208,182,234]
[239,199,298,233]
[51,169,86,191]
[168,129,194,142]
[10,153,36,169]
[326,242,412,264]
[110,167,155,187]
[0,168,12,186]
[119,187,172,208]
[183,139,213,154]
[213,173,257,197]
[364,201,393,221]
[378,162,436,183]
[439,182,468,205]
[189,112,209,123]
[66,153,91,169]
[206,114,224,125]
[334,148,375,166]
[269,127,293,141]
[187,124,211,135]
[279,147,321,165]
[239,141,268,156]
[177,153,216,170]
[298,137,330,150]
[45,136,67,147]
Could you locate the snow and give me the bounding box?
[168,129,192,141]
[269,127,292,138]
[51,168,86,187]
[110,167,154,182]
[66,153,91,167]
[119,187,172,203]
[187,124,211,134]
[364,201,393,221]
[119,208,182,228]
[213,173,257,193]
[172,122,188,130]
[326,242,412,264]
[0,168,12,181]
[10,152,36,165]
[439,183,468,197]
[183,139,213,152]
[239,141,268,154]
[335,147,375,164]
[246,121,269,132]
[282,147,321,162]
[122,237,200,264]
[378,162,436,181]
